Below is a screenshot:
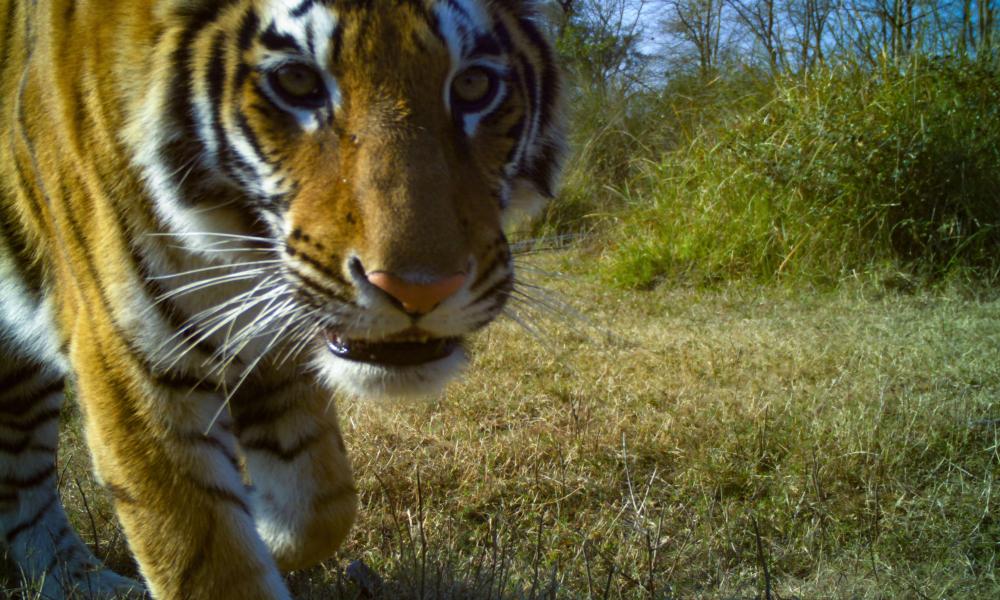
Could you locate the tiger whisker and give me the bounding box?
[222,301,306,403]
[508,287,579,324]
[499,306,553,350]
[153,276,285,371]
[145,231,277,243]
[148,259,284,281]
[209,293,297,374]
[152,267,274,303]
[172,246,277,255]
[165,151,207,184]
[190,285,291,366]
[274,313,324,367]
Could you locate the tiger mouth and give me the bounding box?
[325,334,461,367]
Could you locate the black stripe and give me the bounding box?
[236,8,260,52]
[92,346,247,515]
[0,436,37,455]
[0,407,61,433]
[9,156,45,230]
[5,493,57,543]
[0,192,45,297]
[178,516,214,591]
[505,117,525,148]
[515,51,538,131]
[285,266,354,307]
[235,111,270,172]
[515,16,557,132]
[426,8,445,45]
[504,115,526,165]
[519,140,560,198]
[163,1,241,207]
[242,431,321,462]
[232,403,294,431]
[444,0,473,27]
[284,245,350,288]
[330,21,344,64]
[62,0,77,22]
[0,439,54,456]
[5,119,48,299]
[233,60,253,89]
[0,434,56,454]
[59,185,219,393]
[492,17,513,52]
[184,432,242,473]
[104,482,137,504]
[106,204,222,360]
[470,313,497,332]
[290,0,316,18]
[0,0,19,78]
[304,21,317,57]
[0,363,40,392]
[472,253,501,291]
[472,33,503,56]
[238,375,298,398]
[260,24,303,53]
[192,479,251,515]
[207,32,255,183]
[315,482,357,506]
[42,524,73,576]
[471,272,513,307]
[1,464,56,491]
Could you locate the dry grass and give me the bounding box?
[4,249,999,598]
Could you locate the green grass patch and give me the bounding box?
[592,58,1000,288]
[6,251,998,598]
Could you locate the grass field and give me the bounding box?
[4,249,999,599]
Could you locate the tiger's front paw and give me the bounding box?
[37,566,146,599]
[255,484,359,572]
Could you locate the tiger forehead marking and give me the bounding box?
[1,0,563,596]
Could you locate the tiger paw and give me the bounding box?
[33,564,146,599]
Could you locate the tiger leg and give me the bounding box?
[0,357,141,598]
[232,380,357,571]
[72,332,292,600]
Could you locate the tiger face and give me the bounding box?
[128,0,564,397]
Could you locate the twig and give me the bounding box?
[74,477,101,558]
[752,516,773,600]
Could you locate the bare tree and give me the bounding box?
[728,0,785,71]
[783,0,836,69]
[550,0,652,92]
[962,0,998,56]
[662,0,728,76]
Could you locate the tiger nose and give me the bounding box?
[366,271,468,315]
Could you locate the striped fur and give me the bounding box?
[0,0,564,598]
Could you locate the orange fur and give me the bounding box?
[1,1,563,597]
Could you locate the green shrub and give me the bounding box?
[534,73,774,238]
[599,57,1000,288]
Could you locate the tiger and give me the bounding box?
[0,0,564,597]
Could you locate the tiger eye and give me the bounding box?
[451,67,493,106]
[275,63,321,99]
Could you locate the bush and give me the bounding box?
[599,57,1000,288]
[533,71,774,238]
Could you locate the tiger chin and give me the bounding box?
[0,0,564,599]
